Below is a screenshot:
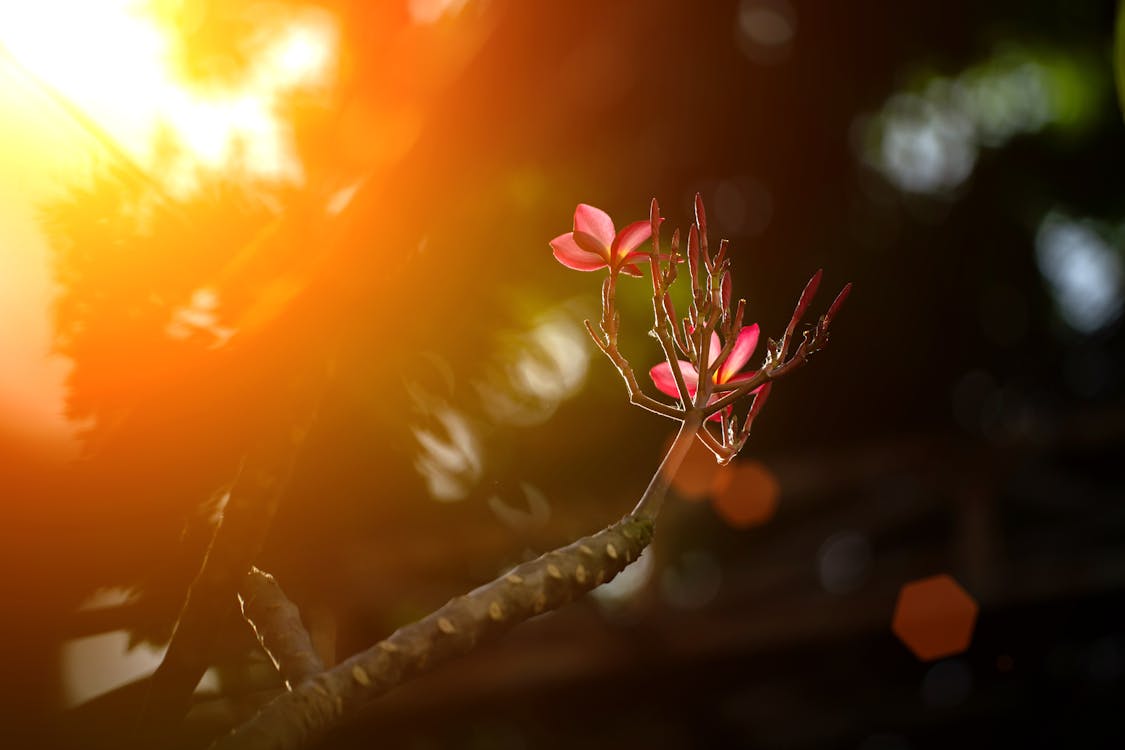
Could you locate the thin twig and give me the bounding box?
[648,200,692,407]
[584,226,686,420]
[707,298,746,379]
[584,316,683,420]
[704,275,848,418]
[695,422,733,464]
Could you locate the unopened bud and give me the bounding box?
[687,224,700,293]
[748,383,772,420]
[714,238,729,267]
[794,269,823,322]
[694,193,710,268]
[824,282,852,325]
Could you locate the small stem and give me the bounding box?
[589,266,684,420]
[643,200,691,410]
[736,383,773,444]
[779,269,822,359]
[631,410,704,519]
[692,313,718,412]
[707,299,745,380]
[705,367,772,415]
[694,193,710,270]
[651,296,691,407]
[695,422,731,463]
[586,319,682,419]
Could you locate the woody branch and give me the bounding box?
[211,195,848,750]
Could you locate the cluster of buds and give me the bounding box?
[206,197,848,750]
[552,194,850,465]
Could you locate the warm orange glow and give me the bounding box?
[0,2,164,137]
[664,435,725,501]
[0,1,341,452]
[710,460,780,528]
[0,63,91,456]
[891,574,979,662]
[0,1,337,186]
[663,441,782,528]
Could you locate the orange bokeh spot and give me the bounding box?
[664,435,726,501]
[710,460,779,528]
[891,574,979,662]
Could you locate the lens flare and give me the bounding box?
[0,0,338,185]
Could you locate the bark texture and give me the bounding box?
[240,567,326,689]
[210,514,654,750]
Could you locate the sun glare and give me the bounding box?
[0,0,337,187]
[0,1,338,454]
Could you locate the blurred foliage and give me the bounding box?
[860,45,1107,195]
[148,0,267,88]
[42,161,275,428]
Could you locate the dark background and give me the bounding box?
[2,1,1124,748]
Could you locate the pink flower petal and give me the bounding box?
[649,360,699,399]
[620,249,650,264]
[718,324,760,382]
[550,233,608,271]
[573,204,616,248]
[708,332,722,369]
[573,230,609,257]
[611,220,653,262]
[620,263,644,277]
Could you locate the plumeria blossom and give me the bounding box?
[649,324,762,421]
[550,203,655,277]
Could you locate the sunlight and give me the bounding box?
[0,0,175,171]
[0,0,338,187]
[0,1,338,452]
[267,17,335,85]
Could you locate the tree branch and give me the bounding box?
[240,568,326,690]
[209,514,655,750]
[134,367,327,742]
[207,197,848,749]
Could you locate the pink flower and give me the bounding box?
[649,324,762,421]
[550,204,654,277]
